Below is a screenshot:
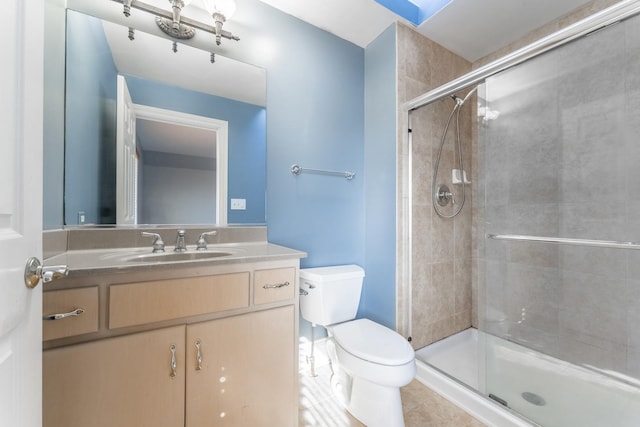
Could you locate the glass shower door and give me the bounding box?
[478,11,640,426]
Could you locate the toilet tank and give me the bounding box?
[299,265,365,326]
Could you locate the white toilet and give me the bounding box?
[299,265,416,427]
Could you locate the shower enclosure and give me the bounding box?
[403,1,640,425]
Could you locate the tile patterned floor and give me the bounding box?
[298,360,486,427]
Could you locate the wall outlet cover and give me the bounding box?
[230,199,246,210]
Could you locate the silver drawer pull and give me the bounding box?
[170,344,177,378]
[195,339,203,371]
[262,281,290,289]
[43,308,85,321]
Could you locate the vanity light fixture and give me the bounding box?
[120,0,240,46]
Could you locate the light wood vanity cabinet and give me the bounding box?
[43,262,299,427]
[254,267,295,305]
[43,287,99,341]
[186,305,295,426]
[43,326,186,427]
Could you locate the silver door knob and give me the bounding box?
[24,257,69,288]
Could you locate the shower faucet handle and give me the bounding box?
[436,184,455,206]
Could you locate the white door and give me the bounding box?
[116,75,137,224]
[0,0,44,426]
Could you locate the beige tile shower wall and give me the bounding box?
[474,0,622,68]
[396,23,473,349]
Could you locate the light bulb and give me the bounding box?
[202,0,236,19]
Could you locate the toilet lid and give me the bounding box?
[330,319,414,365]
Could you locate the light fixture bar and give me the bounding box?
[115,0,239,42]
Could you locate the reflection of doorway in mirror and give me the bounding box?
[115,76,229,225]
[116,75,138,224]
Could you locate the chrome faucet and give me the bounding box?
[174,230,187,252]
[141,232,165,253]
[196,231,218,251]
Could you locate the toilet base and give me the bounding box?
[325,336,409,427]
[347,376,405,427]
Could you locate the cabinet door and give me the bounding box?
[44,326,186,427]
[186,306,296,427]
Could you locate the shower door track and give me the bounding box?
[403,0,640,113]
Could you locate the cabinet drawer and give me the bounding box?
[43,287,99,341]
[254,267,295,305]
[109,273,250,329]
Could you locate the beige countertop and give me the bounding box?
[44,242,307,277]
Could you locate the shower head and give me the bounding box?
[462,86,478,103]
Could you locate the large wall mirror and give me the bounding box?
[64,7,266,226]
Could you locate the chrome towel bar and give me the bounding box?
[487,234,640,250]
[291,164,355,180]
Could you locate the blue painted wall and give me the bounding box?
[233,1,366,271]
[43,0,66,230]
[223,0,368,338]
[362,25,398,328]
[64,10,118,225]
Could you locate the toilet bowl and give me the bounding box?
[327,319,416,427]
[329,319,416,387]
[299,265,416,427]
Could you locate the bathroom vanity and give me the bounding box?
[42,227,305,427]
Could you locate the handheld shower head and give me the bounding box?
[462,86,478,103]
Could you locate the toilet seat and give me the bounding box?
[330,319,414,366]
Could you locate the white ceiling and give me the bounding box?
[136,119,217,159]
[258,0,597,61]
[101,18,266,106]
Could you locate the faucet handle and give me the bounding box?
[174,229,187,252]
[141,232,165,253]
[196,231,218,251]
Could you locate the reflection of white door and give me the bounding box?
[0,1,43,426]
[116,75,137,224]
[133,104,229,225]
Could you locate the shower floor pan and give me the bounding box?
[415,328,640,427]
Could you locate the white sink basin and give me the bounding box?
[125,251,233,263]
